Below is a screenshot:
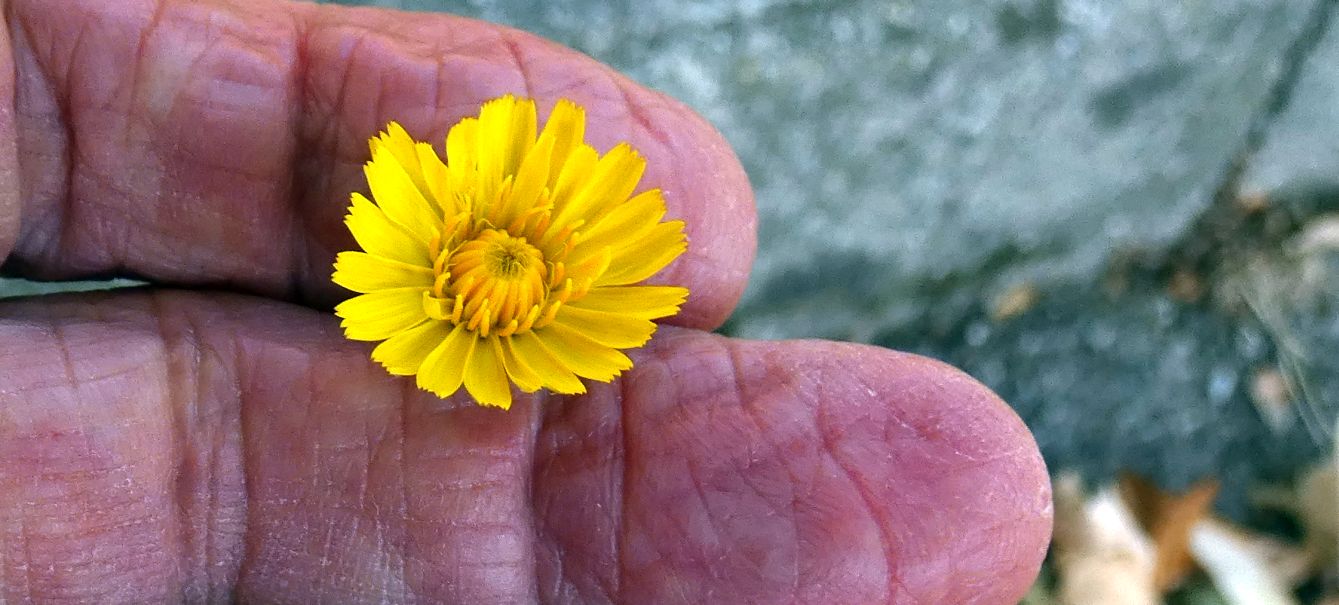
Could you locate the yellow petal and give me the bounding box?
[345,193,429,266]
[371,122,431,200]
[475,95,535,209]
[565,245,612,286]
[336,288,428,341]
[475,99,508,202]
[446,116,479,193]
[463,337,513,408]
[333,251,434,293]
[506,97,538,174]
[566,189,666,267]
[417,323,476,398]
[540,99,586,187]
[371,319,452,375]
[551,143,645,230]
[549,144,599,212]
[498,336,544,392]
[416,141,452,215]
[535,322,632,382]
[595,220,687,286]
[509,332,586,394]
[500,130,555,223]
[554,305,657,348]
[569,286,688,320]
[366,146,440,242]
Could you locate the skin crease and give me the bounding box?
[0,1,1052,604]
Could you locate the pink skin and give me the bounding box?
[0,1,1051,603]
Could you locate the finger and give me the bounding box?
[0,292,1048,603]
[536,330,1052,604]
[0,0,755,330]
[0,291,548,603]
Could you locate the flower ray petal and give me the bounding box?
[567,189,666,267]
[551,143,645,230]
[540,99,586,187]
[416,141,452,215]
[417,323,476,398]
[463,337,514,408]
[549,144,599,213]
[502,131,555,225]
[475,95,536,210]
[594,220,688,286]
[446,117,479,194]
[371,122,431,199]
[537,322,633,382]
[333,251,434,293]
[569,286,689,320]
[345,193,430,266]
[554,305,657,349]
[510,332,587,394]
[499,336,545,392]
[371,319,453,375]
[335,288,429,341]
[366,147,441,241]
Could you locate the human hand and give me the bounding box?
[0,1,1051,603]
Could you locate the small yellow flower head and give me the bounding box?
[332,95,689,409]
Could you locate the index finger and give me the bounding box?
[0,0,756,330]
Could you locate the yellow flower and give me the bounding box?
[332,95,689,409]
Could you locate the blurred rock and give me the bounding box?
[881,281,1328,518]
[1243,8,1339,197]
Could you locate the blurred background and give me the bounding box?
[6,0,1339,602]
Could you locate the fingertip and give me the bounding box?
[616,331,1051,603]
[811,342,1053,603]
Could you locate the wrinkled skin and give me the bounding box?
[0,1,1052,603]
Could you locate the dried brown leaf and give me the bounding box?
[1118,473,1220,593]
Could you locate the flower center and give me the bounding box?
[485,238,533,278]
[454,230,545,290]
[425,228,573,337]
